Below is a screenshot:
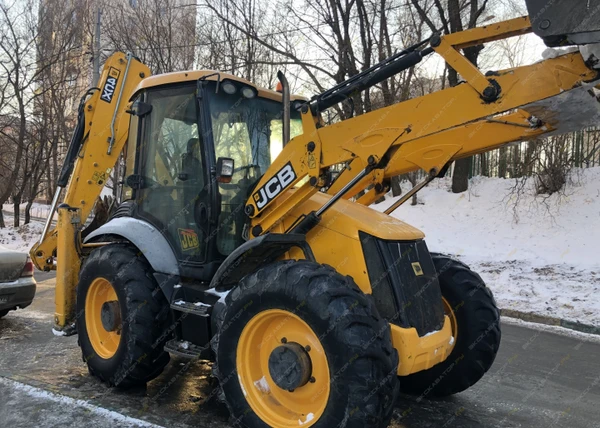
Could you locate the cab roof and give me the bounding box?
[132,70,307,103]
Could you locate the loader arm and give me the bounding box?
[30,52,150,329]
[245,16,600,237]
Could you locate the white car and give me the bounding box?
[0,246,36,318]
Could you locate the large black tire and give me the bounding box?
[0,309,9,319]
[77,244,171,387]
[213,260,400,428]
[400,253,501,397]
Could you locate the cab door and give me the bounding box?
[134,85,211,265]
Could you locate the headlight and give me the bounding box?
[222,81,237,94]
[241,86,256,99]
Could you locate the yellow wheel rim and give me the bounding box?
[236,309,330,427]
[442,297,458,348]
[85,277,121,359]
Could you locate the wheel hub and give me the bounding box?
[100,300,121,332]
[268,342,312,391]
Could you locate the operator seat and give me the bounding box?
[181,138,202,183]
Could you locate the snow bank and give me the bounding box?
[372,167,600,326]
[373,167,600,267]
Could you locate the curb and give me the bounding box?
[500,309,600,336]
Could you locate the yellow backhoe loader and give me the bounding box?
[31,1,600,426]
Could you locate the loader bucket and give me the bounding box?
[526,0,600,46]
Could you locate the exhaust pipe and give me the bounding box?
[277,71,291,145]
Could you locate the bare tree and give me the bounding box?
[0,0,82,227]
[101,0,197,74]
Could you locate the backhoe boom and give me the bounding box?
[30,53,150,329]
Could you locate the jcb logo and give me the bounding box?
[178,228,199,251]
[252,161,296,210]
[100,67,120,103]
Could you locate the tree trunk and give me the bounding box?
[391,176,402,197]
[12,196,21,227]
[0,210,4,228]
[480,153,489,177]
[407,172,418,206]
[499,147,508,178]
[24,199,33,225]
[452,158,471,193]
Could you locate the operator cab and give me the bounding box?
[121,71,304,280]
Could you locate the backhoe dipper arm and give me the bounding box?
[245,16,600,237]
[30,52,150,329]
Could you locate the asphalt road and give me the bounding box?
[0,278,599,428]
[34,269,56,282]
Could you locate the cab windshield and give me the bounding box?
[207,82,302,254]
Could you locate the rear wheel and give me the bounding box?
[77,244,170,387]
[400,254,501,397]
[213,260,399,428]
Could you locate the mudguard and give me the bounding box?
[83,217,179,276]
[209,233,315,291]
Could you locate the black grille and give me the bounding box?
[360,232,444,336]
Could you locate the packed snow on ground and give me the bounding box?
[372,167,600,326]
[0,221,44,253]
[0,377,164,428]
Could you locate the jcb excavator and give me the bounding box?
[31,1,600,426]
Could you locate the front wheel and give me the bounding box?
[400,254,501,397]
[77,244,171,387]
[213,260,399,428]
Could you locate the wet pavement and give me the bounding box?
[1,278,599,427]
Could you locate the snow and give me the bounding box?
[0,377,164,427]
[51,328,67,337]
[541,46,579,60]
[2,202,56,221]
[581,43,600,69]
[254,376,270,394]
[501,316,600,344]
[205,287,231,303]
[299,413,315,425]
[449,336,455,346]
[0,221,44,252]
[422,329,441,337]
[372,167,600,327]
[238,374,247,397]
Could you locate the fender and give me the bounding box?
[209,233,315,291]
[83,217,179,276]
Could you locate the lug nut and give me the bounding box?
[281,337,287,344]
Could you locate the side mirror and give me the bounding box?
[126,100,153,117]
[216,157,234,183]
